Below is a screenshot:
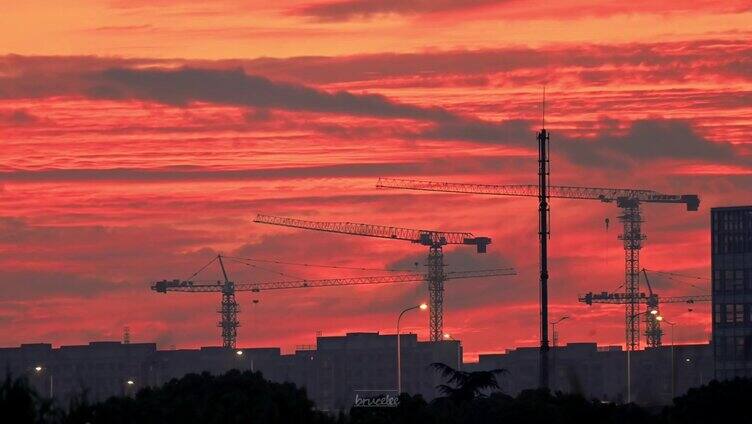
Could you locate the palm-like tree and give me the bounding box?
[431,363,507,402]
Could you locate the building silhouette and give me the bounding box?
[0,332,458,411]
[1,334,714,410]
[712,205,752,379]
[471,342,712,405]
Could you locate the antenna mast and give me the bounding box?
[538,87,551,389]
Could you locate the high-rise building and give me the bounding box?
[711,206,752,379]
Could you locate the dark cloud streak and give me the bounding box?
[292,0,506,22]
[0,55,746,172]
[290,0,752,22]
[96,67,456,121]
[0,163,426,183]
[0,109,39,126]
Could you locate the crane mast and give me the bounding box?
[641,268,660,348]
[620,199,643,350]
[217,255,239,349]
[152,257,515,347]
[376,177,699,351]
[253,214,493,341]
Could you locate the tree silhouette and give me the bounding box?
[66,369,335,424]
[664,378,752,424]
[0,374,60,424]
[431,362,507,403]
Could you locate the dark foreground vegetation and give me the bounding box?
[2,365,750,424]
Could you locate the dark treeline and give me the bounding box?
[1,365,750,424]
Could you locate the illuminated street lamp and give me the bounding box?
[397,303,428,394]
[626,310,655,403]
[658,317,677,399]
[123,379,136,397]
[236,348,254,371]
[442,333,461,369]
[32,365,53,397]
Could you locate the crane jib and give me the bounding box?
[150,268,515,293]
[376,178,700,211]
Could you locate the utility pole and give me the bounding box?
[538,93,551,390]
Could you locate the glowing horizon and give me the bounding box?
[1,0,749,360]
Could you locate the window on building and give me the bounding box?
[726,304,735,323]
[717,336,726,359]
[726,337,736,360]
[734,270,745,291]
[724,270,734,292]
[713,270,722,292]
[736,337,746,357]
[715,304,723,323]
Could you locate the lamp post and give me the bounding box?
[626,309,659,403]
[124,379,135,397]
[550,316,569,390]
[442,333,461,370]
[236,349,254,372]
[657,316,676,399]
[397,303,427,394]
[33,365,53,398]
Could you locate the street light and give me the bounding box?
[550,316,569,347]
[549,315,569,390]
[396,303,428,394]
[442,333,461,370]
[33,365,52,398]
[658,317,677,399]
[624,311,663,403]
[124,379,136,397]
[235,349,254,371]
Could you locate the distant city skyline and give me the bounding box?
[2,1,751,359]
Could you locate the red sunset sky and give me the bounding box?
[1,1,751,360]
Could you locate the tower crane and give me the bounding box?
[578,268,711,347]
[376,178,699,351]
[152,254,515,348]
[253,214,495,341]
